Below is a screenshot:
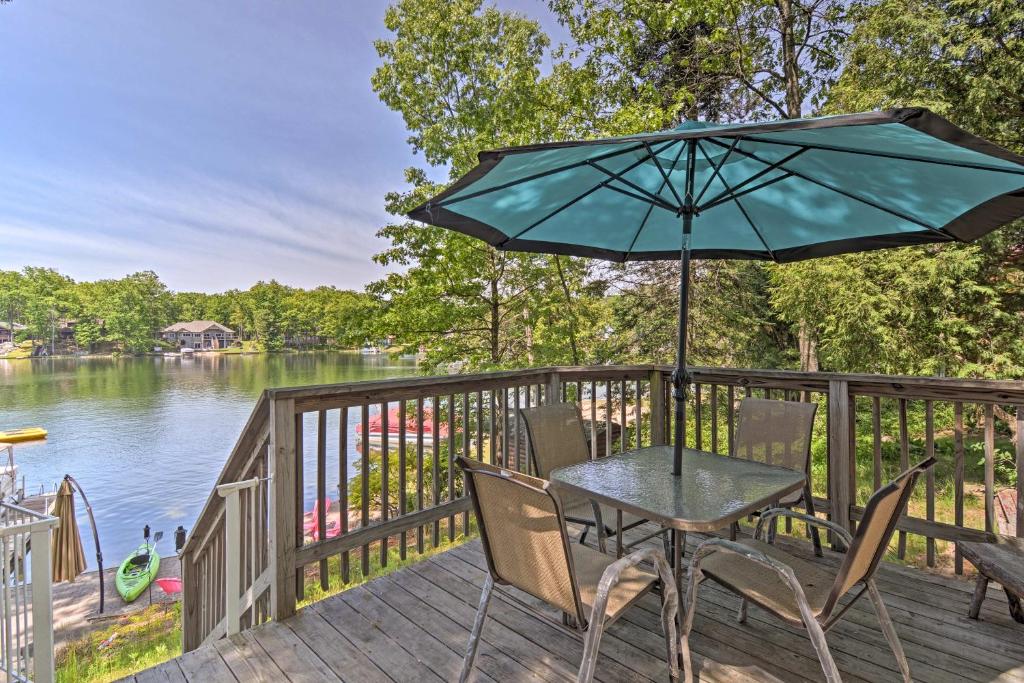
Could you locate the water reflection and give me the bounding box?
[0,352,417,566]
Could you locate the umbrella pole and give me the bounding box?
[66,475,104,614]
[673,140,697,476]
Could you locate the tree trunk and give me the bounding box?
[776,0,802,118]
[798,321,819,372]
[553,256,580,365]
[490,278,500,363]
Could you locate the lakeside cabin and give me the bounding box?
[0,321,26,345]
[161,320,236,350]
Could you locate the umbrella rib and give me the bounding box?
[697,146,807,211]
[704,138,953,237]
[436,140,675,209]
[642,141,686,209]
[698,142,777,259]
[498,145,677,245]
[742,135,1024,176]
[625,141,689,260]
[699,171,795,212]
[693,136,741,206]
[587,160,681,213]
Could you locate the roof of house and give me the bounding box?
[0,322,26,331]
[162,320,235,334]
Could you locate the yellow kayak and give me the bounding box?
[0,427,47,443]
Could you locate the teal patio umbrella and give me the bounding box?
[409,108,1024,475]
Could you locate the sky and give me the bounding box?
[0,1,568,292]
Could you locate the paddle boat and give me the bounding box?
[355,406,448,446]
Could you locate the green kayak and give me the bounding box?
[115,543,160,603]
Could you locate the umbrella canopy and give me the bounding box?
[51,477,86,583]
[409,107,1024,474]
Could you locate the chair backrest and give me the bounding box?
[825,457,936,612]
[519,402,591,479]
[457,456,585,623]
[733,398,817,475]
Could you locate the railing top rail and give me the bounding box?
[266,363,1024,402]
[0,501,58,535]
[686,366,1024,400]
[265,365,670,401]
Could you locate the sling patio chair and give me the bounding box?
[730,397,822,555]
[681,457,936,683]
[520,402,671,555]
[456,456,680,683]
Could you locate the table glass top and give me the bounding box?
[549,445,806,530]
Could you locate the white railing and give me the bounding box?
[208,477,272,645]
[0,502,57,683]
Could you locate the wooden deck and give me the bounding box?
[133,526,1024,683]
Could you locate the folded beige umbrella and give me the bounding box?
[51,477,86,582]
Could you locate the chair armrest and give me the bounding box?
[690,538,796,582]
[589,547,677,625]
[755,509,852,548]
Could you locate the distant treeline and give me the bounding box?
[0,267,379,353]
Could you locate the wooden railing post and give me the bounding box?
[649,370,666,446]
[827,380,855,548]
[269,396,297,621]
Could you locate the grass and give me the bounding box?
[56,603,181,683]
[214,340,262,354]
[300,518,475,606]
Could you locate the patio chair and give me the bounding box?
[731,398,821,555]
[456,456,679,683]
[520,402,668,554]
[681,457,936,683]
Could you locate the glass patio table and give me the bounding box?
[549,444,808,594]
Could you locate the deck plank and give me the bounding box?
[133,659,187,683]
[174,637,236,682]
[339,581,498,683]
[129,532,1024,683]
[248,616,344,682]
[211,632,288,683]
[310,589,447,683]
[365,571,547,682]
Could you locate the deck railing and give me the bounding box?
[179,364,1024,651]
[0,501,57,683]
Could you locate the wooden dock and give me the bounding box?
[131,525,1024,682]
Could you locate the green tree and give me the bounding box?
[767,0,1024,377]
[87,272,173,352]
[371,0,605,370]
[247,280,289,351]
[0,270,25,343]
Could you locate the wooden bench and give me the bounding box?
[957,535,1024,624]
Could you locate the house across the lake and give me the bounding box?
[0,322,25,344]
[161,320,236,350]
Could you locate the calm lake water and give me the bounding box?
[0,352,417,568]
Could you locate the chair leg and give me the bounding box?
[459,573,494,683]
[968,575,989,619]
[1005,590,1024,624]
[579,526,589,545]
[868,580,911,683]
[736,598,748,624]
[729,522,738,541]
[680,568,703,683]
[801,611,841,683]
[804,486,822,557]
